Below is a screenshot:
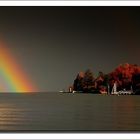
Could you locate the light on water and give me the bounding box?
[0,93,140,131]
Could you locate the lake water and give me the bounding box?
[0,92,140,131]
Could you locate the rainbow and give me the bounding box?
[0,41,36,92]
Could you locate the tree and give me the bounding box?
[73,72,84,91]
[82,69,94,92]
[108,63,134,91]
[95,72,108,93]
[132,73,140,91]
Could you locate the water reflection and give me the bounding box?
[111,96,140,130]
[0,93,140,131]
[0,103,25,130]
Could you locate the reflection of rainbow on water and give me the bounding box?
[0,41,36,92]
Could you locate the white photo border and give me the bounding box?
[0,1,139,6]
[0,1,139,139]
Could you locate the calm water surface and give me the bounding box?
[0,92,140,131]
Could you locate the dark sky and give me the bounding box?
[0,6,140,92]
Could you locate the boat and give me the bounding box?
[111,82,119,95]
[111,82,134,95]
[118,89,133,95]
[118,86,134,95]
[59,90,75,93]
[59,90,65,93]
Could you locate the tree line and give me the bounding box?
[72,63,140,94]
